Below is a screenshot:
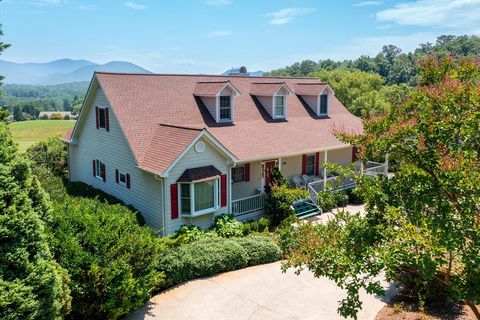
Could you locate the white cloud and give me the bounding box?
[124,1,147,10]
[205,0,232,5]
[267,8,316,25]
[377,0,480,30]
[205,30,232,38]
[354,1,383,6]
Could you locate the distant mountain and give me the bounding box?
[0,59,152,85]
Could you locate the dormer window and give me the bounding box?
[219,96,232,121]
[194,80,240,124]
[274,95,285,118]
[295,83,334,117]
[320,94,328,115]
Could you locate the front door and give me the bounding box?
[264,160,277,187]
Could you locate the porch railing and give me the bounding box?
[232,193,266,217]
[364,161,386,176]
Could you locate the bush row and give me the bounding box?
[159,235,281,289]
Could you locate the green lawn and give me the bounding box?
[8,120,76,152]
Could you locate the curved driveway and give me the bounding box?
[128,261,396,320]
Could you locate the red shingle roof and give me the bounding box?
[194,81,229,96]
[88,72,362,173]
[294,83,330,96]
[250,82,292,96]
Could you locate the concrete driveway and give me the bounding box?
[128,261,397,320]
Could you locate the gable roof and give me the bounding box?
[250,82,293,96]
[294,83,333,96]
[194,80,240,96]
[69,72,362,174]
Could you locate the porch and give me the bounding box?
[231,146,388,218]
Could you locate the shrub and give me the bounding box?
[49,196,164,320]
[159,238,249,288]
[32,167,162,319]
[170,225,212,245]
[265,184,309,225]
[50,113,63,120]
[236,236,281,265]
[39,114,49,120]
[210,214,243,238]
[63,114,70,120]
[27,137,68,177]
[242,216,271,235]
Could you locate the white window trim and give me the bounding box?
[95,160,103,180]
[217,95,233,122]
[272,94,286,119]
[317,94,329,116]
[178,177,220,217]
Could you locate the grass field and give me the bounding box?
[8,120,76,152]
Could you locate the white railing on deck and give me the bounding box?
[232,193,266,216]
[365,161,386,176]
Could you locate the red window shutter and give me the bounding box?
[170,184,179,219]
[95,106,99,129]
[244,163,250,182]
[315,152,320,176]
[301,154,307,175]
[126,174,131,189]
[93,159,96,177]
[115,169,119,183]
[352,147,357,163]
[221,174,227,207]
[105,108,110,132]
[101,163,106,182]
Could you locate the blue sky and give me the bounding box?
[1,0,479,73]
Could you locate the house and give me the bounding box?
[63,72,365,236]
[39,111,76,120]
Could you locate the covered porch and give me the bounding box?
[231,147,385,218]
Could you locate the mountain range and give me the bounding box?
[0,59,152,85]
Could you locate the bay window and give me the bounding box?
[179,178,219,216]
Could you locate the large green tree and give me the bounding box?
[280,56,480,319]
[310,69,389,117]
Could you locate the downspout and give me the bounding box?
[161,177,168,237]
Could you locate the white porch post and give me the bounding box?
[384,154,389,175]
[323,150,328,190]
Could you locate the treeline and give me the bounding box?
[0,82,88,120]
[266,35,480,117]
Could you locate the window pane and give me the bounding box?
[220,107,231,120]
[219,96,231,120]
[120,173,126,183]
[275,96,284,106]
[320,95,328,114]
[220,96,230,107]
[306,155,315,175]
[275,106,284,116]
[194,181,215,211]
[96,160,101,177]
[232,166,245,183]
[180,184,190,214]
[99,108,106,128]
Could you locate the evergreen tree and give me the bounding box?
[0,9,72,319]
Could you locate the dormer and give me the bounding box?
[250,82,293,120]
[194,81,241,123]
[295,83,334,117]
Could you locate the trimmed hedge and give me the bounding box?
[236,236,282,265]
[159,236,281,288]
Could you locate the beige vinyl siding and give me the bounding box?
[231,161,262,200]
[257,96,273,118]
[200,96,217,120]
[281,155,304,181]
[327,146,353,167]
[302,95,318,115]
[69,88,164,230]
[164,136,231,234]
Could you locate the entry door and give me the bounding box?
[264,161,277,187]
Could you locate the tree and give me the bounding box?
[311,69,389,117]
[0,122,71,319]
[280,56,480,319]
